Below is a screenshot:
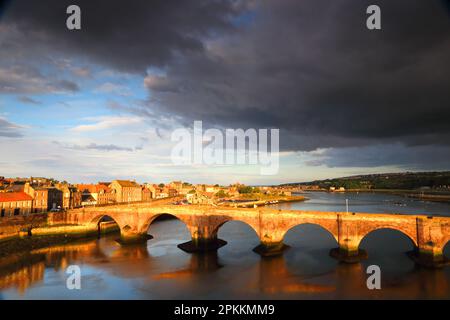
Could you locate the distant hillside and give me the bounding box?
[282,171,450,191]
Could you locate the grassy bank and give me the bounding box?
[341,189,450,203]
[294,189,450,203]
[220,195,307,208]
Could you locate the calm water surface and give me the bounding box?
[1,192,450,299]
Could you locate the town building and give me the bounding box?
[142,187,152,201]
[179,184,194,195]
[77,184,116,206]
[55,184,82,209]
[144,184,176,199]
[109,180,142,203]
[164,187,178,197]
[0,192,33,217]
[145,184,157,199]
[29,177,52,186]
[24,183,63,212]
[168,181,183,192]
[205,185,221,193]
[156,187,168,199]
[186,191,215,205]
[81,194,96,206]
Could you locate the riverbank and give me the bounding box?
[219,195,307,208]
[295,189,450,203]
[0,234,94,260]
[0,214,48,243]
[340,189,450,203]
[0,221,119,259]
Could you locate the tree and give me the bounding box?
[216,190,229,198]
[238,186,253,194]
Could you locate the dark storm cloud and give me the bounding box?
[304,144,450,170]
[142,0,450,152]
[1,0,243,73]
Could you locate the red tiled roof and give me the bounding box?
[0,192,33,202]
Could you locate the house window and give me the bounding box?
[14,208,20,216]
[1,208,5,217]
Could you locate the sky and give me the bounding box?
[0,0,449,185]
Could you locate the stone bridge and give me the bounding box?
[48,203,450,268]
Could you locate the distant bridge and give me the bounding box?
[48,203,450,267]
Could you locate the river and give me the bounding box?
[1,191,449,299]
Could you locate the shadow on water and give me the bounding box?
[152,252,223,280]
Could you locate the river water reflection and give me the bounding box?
[1,192,449,299]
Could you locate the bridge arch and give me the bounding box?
[211,218,259,240]
[281,222,339,245]
[281,222,338,243]
[439,238,450,260]
[357,227,418,250]
[88,214,121,236]
[89,213,121,227]
[444,241,450,260]
[139,212,192,236]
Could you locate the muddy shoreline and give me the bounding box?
[0,234,101,260]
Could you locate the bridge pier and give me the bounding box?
[253,241,290,257]
[412,217,449,268]
[330,218,368,263]
[178,238,227,253]
[330,236,367,263]
[329,247,367,263]
[408,247,448,268]
[177,226,227,253]
[118,233,153,244]
[117,227,153,245]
